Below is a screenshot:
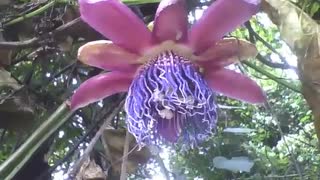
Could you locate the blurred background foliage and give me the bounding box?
[0,0,320,179]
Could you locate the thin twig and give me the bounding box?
[2,1,60,28]
[35,111,113,179]
[34,61,76,90]
[120,130,131,180]
[264,102,304,180]
[0,17,81,49]
[243,61,301,93]
[245,21,297,71]
[67,100,125,178]
[36,96,125,179]
[0,130,7,147]
[256,53,297,71]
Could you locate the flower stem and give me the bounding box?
[0,101,73,180]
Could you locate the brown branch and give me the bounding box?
[245,21,287,63]
[0,17,81,50]
[68,100,125,178]
[120,130,131,180]
[256,53,297,70]
[244,21,298,71]
[0,38,39,49]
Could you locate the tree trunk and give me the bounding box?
[261,0,320,144]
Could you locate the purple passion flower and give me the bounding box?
[71,0,265,147]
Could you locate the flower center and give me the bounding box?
[138,40,195,63]
[125,50,217,147]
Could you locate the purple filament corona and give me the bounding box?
[125,51,217,147]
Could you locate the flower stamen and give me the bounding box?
[125,50,217,147]
[138,40,194,63]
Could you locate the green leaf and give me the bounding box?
[310,2,320,16]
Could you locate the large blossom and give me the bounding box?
[71,0,265,147]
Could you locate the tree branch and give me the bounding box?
[243,61,301,93]
[68,100,125,178]
[0,17,81,49]
[120,130,131,180]
[2,1,66,28]
[265,102,304,180]
[0,101,73,180]
[245,21,297,71]
[256,53,296,70]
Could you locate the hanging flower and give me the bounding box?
[71,0,265,147]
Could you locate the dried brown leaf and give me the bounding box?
[102,129,151,174]
[76,159,106,180]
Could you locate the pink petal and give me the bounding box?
[79,0,152,53]
[195,38,257,67]
[78,40,141,71]
[189,0,260,53]
[204,68,266,104]
[71,71,134,110]
[153,0,188,43]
